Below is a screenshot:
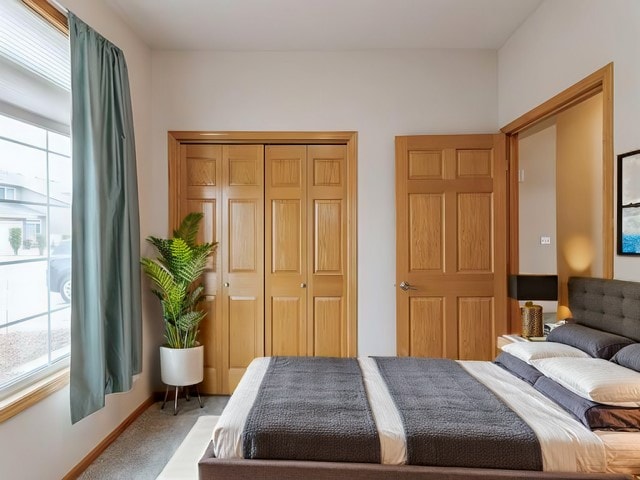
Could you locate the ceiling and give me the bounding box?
[106,0,544,51]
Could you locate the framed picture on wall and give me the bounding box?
[618,149,640,255]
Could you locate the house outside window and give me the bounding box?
[0,0,71,399]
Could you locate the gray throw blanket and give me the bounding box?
[374,357,543,470]
[242,356,380,463]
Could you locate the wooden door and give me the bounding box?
[265,145,308,355]
[308,145,349,356]
[222,145,265,393]
[395,134,507,360]
[177,144,265,394]
[265,145,349,357]
[179,144,223,393]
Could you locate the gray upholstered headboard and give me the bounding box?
[568,276,640,342]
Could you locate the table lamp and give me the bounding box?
[508,275,558,337]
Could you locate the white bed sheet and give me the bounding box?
[212,357,269,459]
[211,357,640,474]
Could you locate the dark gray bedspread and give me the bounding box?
[374,357,543,470]
[242,356,380,463]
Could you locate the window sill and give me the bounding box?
[0,368,69,423]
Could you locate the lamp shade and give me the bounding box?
[508,275,558,301]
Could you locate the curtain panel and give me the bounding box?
[68,12,142,424]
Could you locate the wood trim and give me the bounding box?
[503,63,614,331]
[493,133,509,347]
[22,0,68,36]
[0,368,69,423]
[507,133,522,333]
[168,131,358,357]
[501,64,612,135]
[346,134,358,356]
[394,135,409,356]
[62,395,155,480]
[168,133,182,231]
[168,131,356,144]
[601,64,614,279]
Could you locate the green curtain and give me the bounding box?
[69,13,142,424]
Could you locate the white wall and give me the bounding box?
[499,0,640,280]
[0,1,157,479]
[518,118,557,276]
[151,49,498,356]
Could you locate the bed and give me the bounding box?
[199,277,640,480]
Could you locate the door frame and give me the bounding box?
[167,130,359,356]
[501,63,614,332]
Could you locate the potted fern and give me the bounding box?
[141,212,216,388]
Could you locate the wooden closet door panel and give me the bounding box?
[307,145,348,357]
[222,145,265,393]
[181,145,223,393]
[265,146,308,356]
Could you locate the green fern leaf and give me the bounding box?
[176,310,206,332]
[168,238,194,283]
[173,212,203,248]
[146,236,173,264]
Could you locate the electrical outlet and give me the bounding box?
[540,236,551,245]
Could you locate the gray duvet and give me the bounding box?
[242,356,543,470]
[242,356,380,463]
[374,357,543,470]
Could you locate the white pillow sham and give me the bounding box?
[502,341,590,364]
[530,357,640,407]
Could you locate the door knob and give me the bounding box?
[300,283,307,288]
[399,281,417,291]
[224,282,230,287]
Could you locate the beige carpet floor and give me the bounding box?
[78,395,228,480]
[157,415,219,479]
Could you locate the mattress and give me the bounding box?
[212,357,640,474]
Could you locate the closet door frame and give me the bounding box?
[168,131,358,359]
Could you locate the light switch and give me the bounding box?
[540,236,551,245]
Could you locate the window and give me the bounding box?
[0,113,72,397]
[0,187,16,200]
[0,0,71,402]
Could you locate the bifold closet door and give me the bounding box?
[179,144,223,394]
[222,145,265,393]
[265,146,308,355]
[179,143,264,394]
[265,145,348,357]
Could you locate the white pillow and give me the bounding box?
[530,357,640,407]
[502,341,590,364]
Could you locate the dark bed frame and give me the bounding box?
[198,277,640,480]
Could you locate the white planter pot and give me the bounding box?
[160,345,204,386]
